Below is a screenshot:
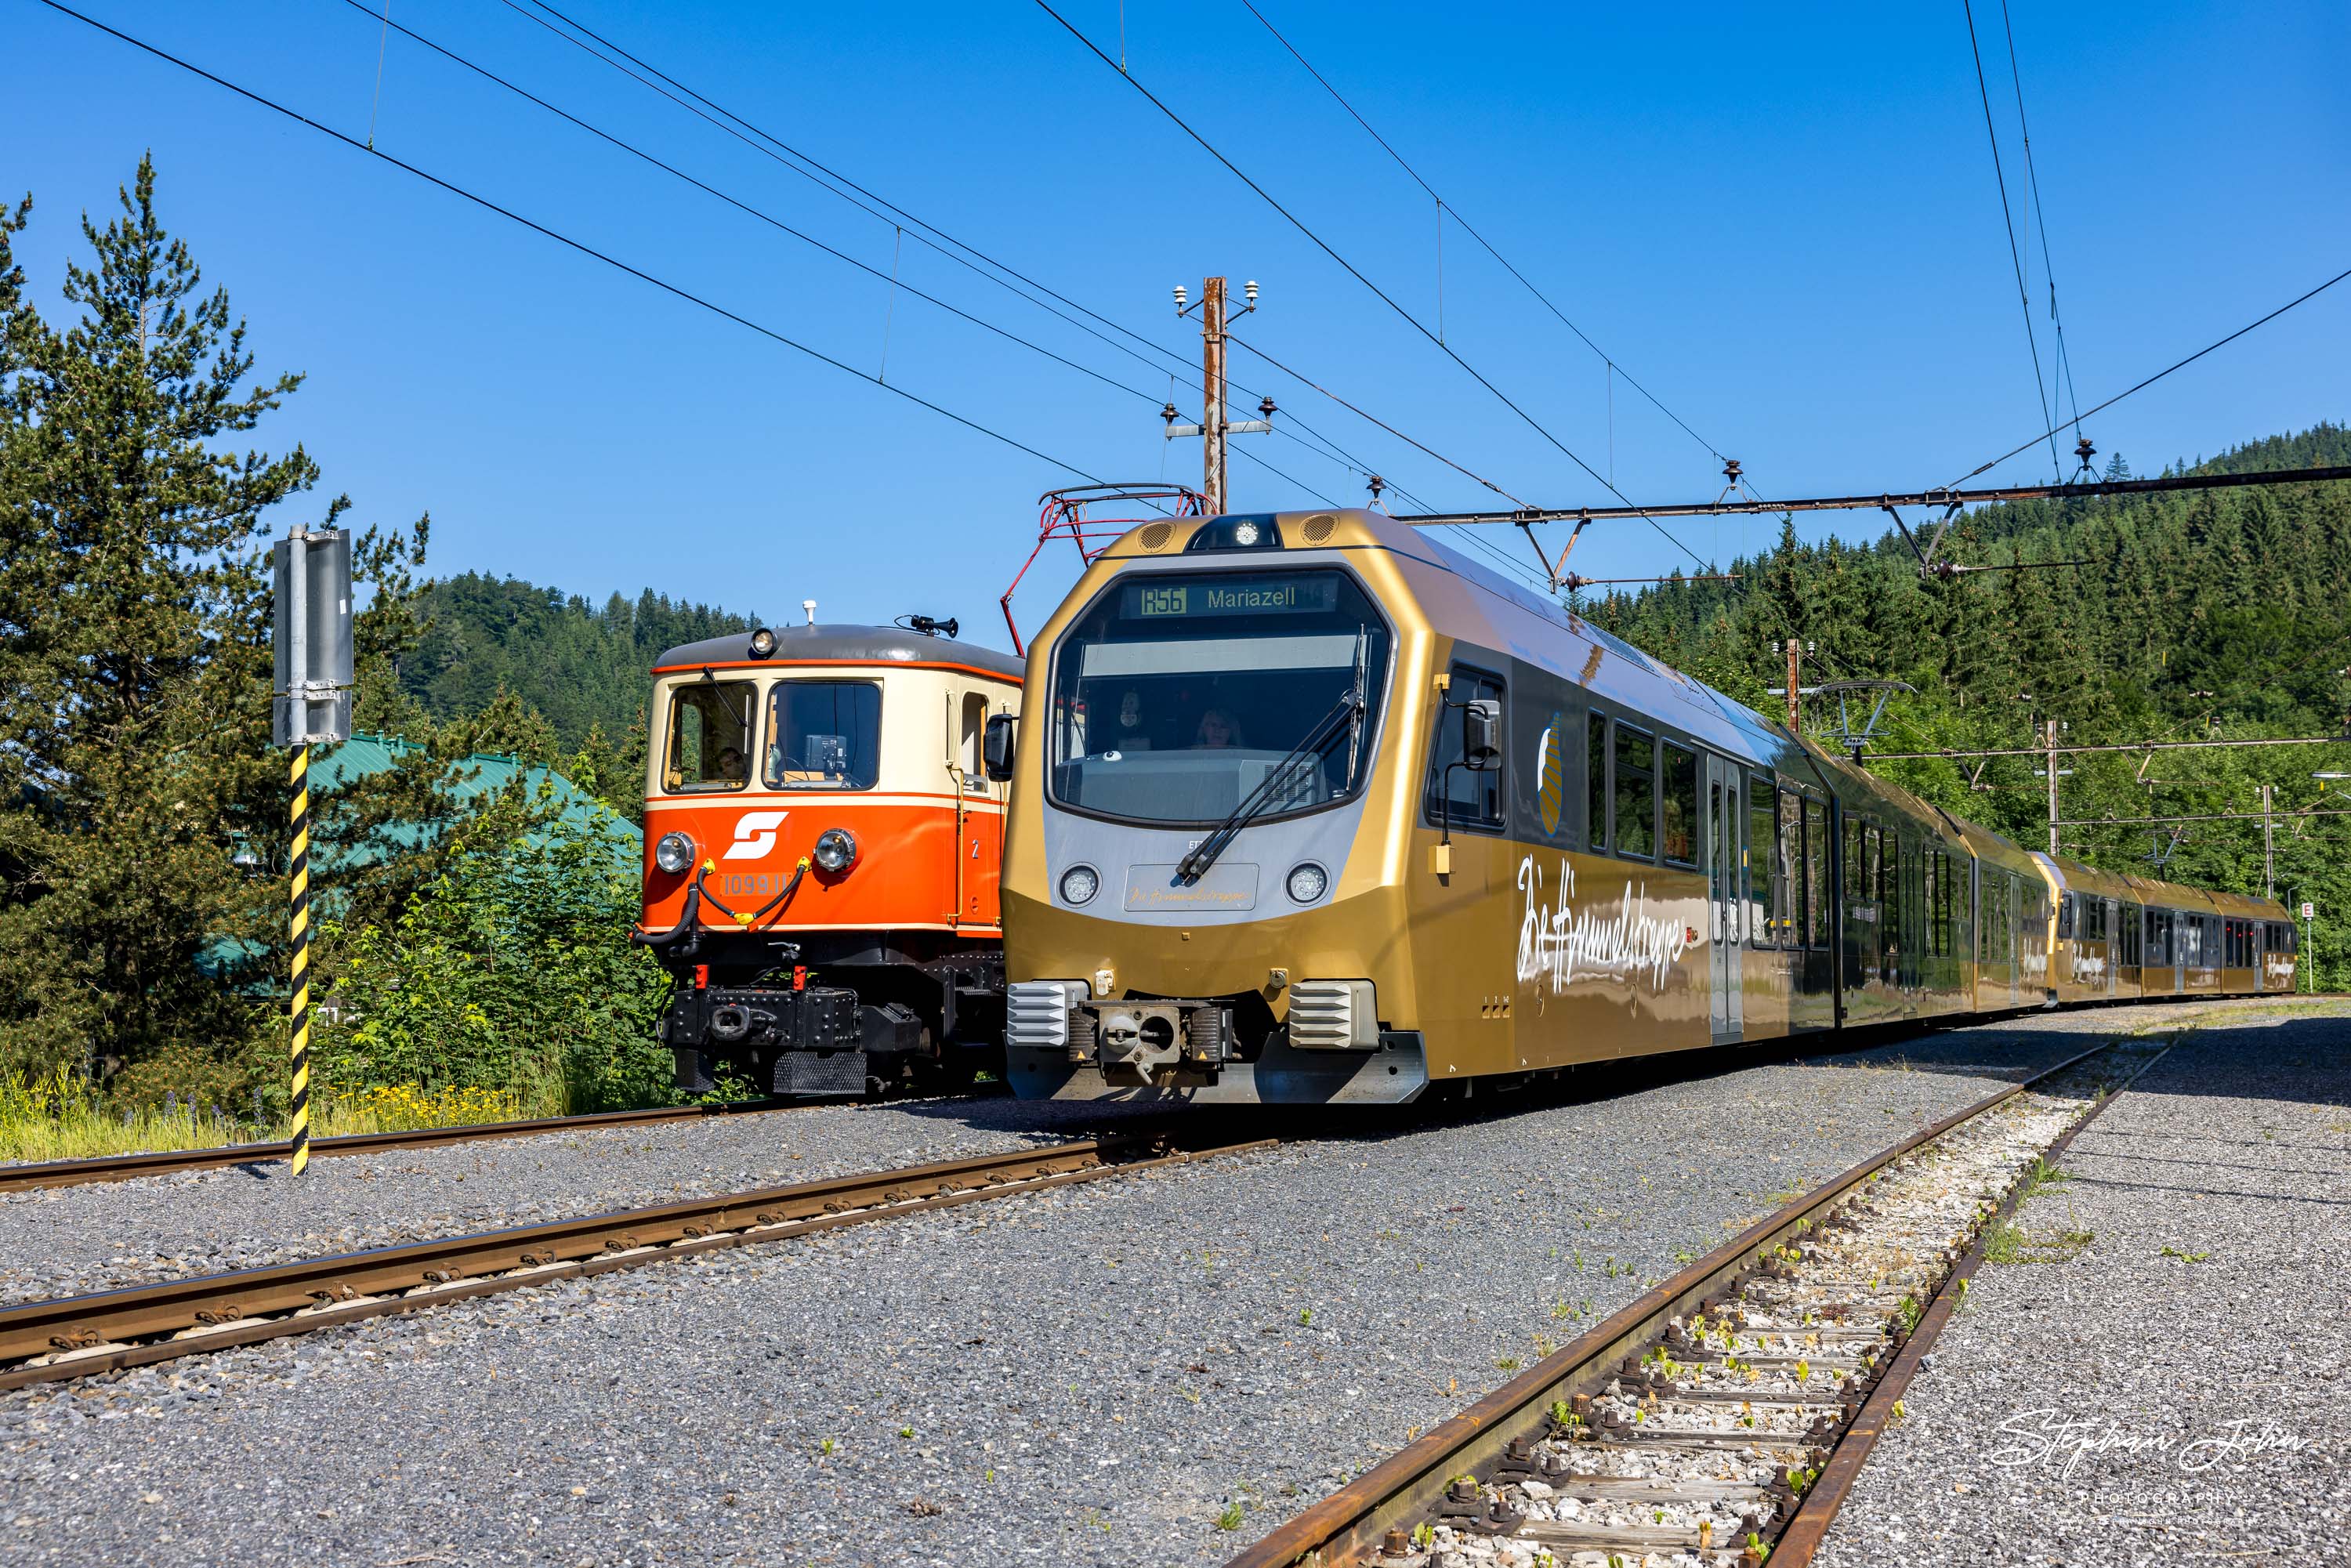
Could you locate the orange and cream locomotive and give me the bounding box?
[636,613,1022,1095]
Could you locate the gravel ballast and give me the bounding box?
[0,1095,1171,1305]
[1811,1001,2351,1566]
[0,996,2256,1311]
[0,1004,2278,1568]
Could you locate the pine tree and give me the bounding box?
[0,158,433,1098]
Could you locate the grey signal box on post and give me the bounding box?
[272,527,354,747]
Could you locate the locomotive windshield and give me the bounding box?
[1047,567,1391,825]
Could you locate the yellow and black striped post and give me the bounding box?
[288,743,312,1175]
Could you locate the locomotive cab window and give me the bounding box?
[958,691,989,788]
[765,681,882,790]
[664,679,757,793]
[1425,667,1505,831]
[1045,567,1392,826]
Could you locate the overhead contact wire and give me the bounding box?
[1951,262,2351,486]
[41,0,1124,488]
[1034,0,1709,570]
[342,1,1170,413]
[1996,0,2085,438]
[499,0,1449,511]
[1237,0,1735,471]
[1962,0,2061,477]
[1228,335,1528,509]
[503,0,1205,388]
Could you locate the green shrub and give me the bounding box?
[317,807,670,1113]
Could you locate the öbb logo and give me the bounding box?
[723,810,789,861]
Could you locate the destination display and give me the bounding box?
[1122,574,1341,620]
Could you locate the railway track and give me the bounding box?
[1226,1030,2178,1568]
[0,1122,1266,1393]
[0,1094,958,1194]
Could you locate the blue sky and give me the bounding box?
[8,1,2346,642]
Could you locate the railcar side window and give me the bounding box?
[1924,849,1941,957]
[663,679,758,793]
[1842,817,1862,900]
[1586,713,1610,853]
[1612,724,1655,861]
[765,681,882,790]
[1774,788,1801,947]
[1659,741,1698,867]
[1425,667,1506,831]
[1803,798,1827,947]
[1747,775,1777,943]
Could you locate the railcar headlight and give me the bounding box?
[654,831,696,875]
[813,827,857,872]
[1060,864,1101,906]
[748,626,777,657]
[1285,862,1329,904]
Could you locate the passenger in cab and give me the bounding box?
[1195,708,1244,749]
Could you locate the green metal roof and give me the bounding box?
[199,736,639,980]
[307,733,639,872]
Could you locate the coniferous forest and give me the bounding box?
[1579,424,2351,988]
[397,575,761,757]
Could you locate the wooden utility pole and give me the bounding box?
[2045,719,2060,856]
[1201,277,1227,514]
[1785,640,1802,733]
[2261,783,2275,900]
[1166,277,1269,516]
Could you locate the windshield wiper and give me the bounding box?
[1173,632,1370,887]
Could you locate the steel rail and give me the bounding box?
[1765,1038,2178,1566]
[0,1125,1266,1392]
[1222,1034,2135,1568]
[0,1098,848,1194]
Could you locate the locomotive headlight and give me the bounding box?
[1285,861,1329,904]
[748,626,777,657]
[1060,864,1101,906]
[654,831,697,876]
[813,827,858,872]
[1231,520,1262,546]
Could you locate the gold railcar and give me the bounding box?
[2033,854,2298,1003]
[991,509,2294,1104]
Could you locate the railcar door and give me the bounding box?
[1704,755,1744,1044]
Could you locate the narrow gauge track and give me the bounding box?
[0,1124,1264,1393]
[1228,1030,2175,1568]
[0,1093,986,1194]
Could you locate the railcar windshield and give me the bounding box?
[1048,567,1391,825]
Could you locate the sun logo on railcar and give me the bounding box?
[1534,712,1566,838]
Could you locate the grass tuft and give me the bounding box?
[0,1067,535,1164]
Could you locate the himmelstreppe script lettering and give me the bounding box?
[1516,856,1695,994]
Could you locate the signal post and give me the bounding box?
[272,527,353,1175]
